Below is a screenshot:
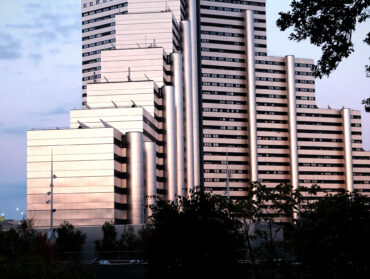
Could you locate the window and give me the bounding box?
[83,3,87,8]
[90,2,93,6]
[96,0,100,3]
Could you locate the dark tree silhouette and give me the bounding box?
[140,191,244,279]
[56,221,86,259]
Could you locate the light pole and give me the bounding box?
[46,150,57,242]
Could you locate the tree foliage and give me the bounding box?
[277,0,370,79]
[286,192,370,278]
[0,219,92,279]
[56,221,86,259]
[140,191,244,279]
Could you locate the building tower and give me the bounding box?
[27,0,370,227]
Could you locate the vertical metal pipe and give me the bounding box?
[163,86,178,202]
[144,141,157,220]
[188,0,201,190]
[244,10,258,182]
[127,132,144,224]
[171,53,186,197]
[180,20,195,196]
[342,108,354,192]
[286,55,299,191]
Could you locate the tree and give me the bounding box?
[94,221,117,252]
[286,192,370,278]
[56,221,86,260]
[277,0,370,111]
[140,191,244,279]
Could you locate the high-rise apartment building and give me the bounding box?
[27,0,370,227]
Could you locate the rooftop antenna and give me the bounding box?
[328,105,331,109]
[111,43,116,50]
[85,104,91,109]
[93,71,96,83]
[131,100,137,107]
[77,120,90,129]
[111,100,118,108]
[136,43,142,48]
[127,67,132,81]
[144,74,150,80]
[153,39,157,47]
[103,76,109,82]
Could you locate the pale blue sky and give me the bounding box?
[0,0,368,219]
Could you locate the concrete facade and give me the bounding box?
[27,0,370,227]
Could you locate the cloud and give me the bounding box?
[49,48,61,55]
[46,106,69,116]
[33,31,58,43]
[0,33,22,60]
[28,52,43,66]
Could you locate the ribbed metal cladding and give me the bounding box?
[171,53,186,197]
[180,20,195,196]
[188,0,201,189]
[126,132,145,225]
[163,86,178,202]
[244,10,258,182]
[342,108,354,192]
[144,141,157,220]
[286,55,299,190]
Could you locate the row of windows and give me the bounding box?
[256,68,286,74]
[204,142,248,148]
[202,82,245,88]
[299,146,343,151]
[201,4,267,18]
[257,93,286,99]
[202,73,245,79]
[256,60,285,66]
[82,66,101,73]
[297,104,317,109]
[297,121,342,126]
[200,21,266,33]
[82,13,115,25]
[203,107,247,113]
[203,90,245,96]
[82,58,101,65]
[202,55,244,63]
[258,136,288,141]
[297,88,315,92]
[203,125,247,130]
[201,47,245,55]
[296,79,315,84]
[296,71,314,76]
[204,116,247,122]
[256,77,286,82]
[299,180,345,184]
[207,0,265,7]
[299,163,344,167]
[205,169,248,174]
[204,160,249,165]
[82,3,127,17]
[82,38,115,49]
[83,0,112,8]
[204,134,247,139]
[82,30,115,41]
[82,22,114,33]
[298,138,342,143]
[82,74,101,81]
[296,96,315,100]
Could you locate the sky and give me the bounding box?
[0,0,369,220]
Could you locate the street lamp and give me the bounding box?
[46,150,57,242]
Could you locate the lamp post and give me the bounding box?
[46,150,57,242]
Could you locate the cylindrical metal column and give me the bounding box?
[171,53,186,198]
[286,55,299,190]
[188,0,201,189]
[244,10,258,182]
[144,141,157,220]
[163,86,178,202]
[126,132,145,225]
[342,108,354,192]
[180,20,195,196]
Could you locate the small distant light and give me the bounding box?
[16,208,19,211]
[1,213,4,217]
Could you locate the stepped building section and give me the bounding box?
[27,0,370,227]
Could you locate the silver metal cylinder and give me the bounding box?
[126,132,145,224]
[171,53,186,198]
[163,86,178,202]
[286,55,299,191]
[188,0,201,190]
[244,10,258,182]
[144,141,157,220]
[342,108,354,192]
[180,20,195,196]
